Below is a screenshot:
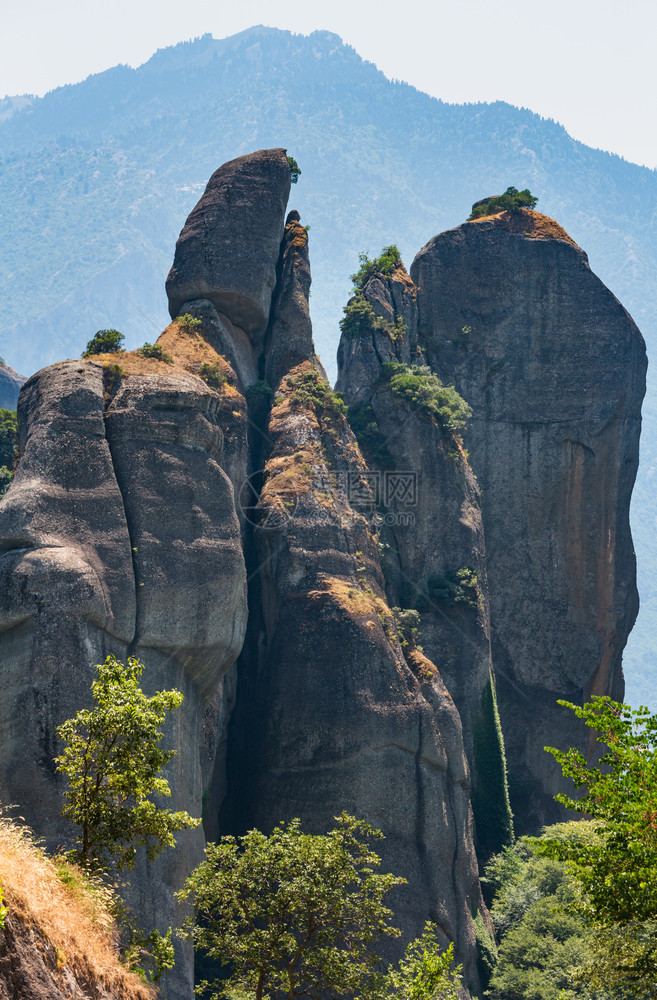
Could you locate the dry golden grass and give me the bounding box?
[470,207,579,246]
[0,816,153,999]
[308,575,390,622]
[81,317,242,402]
[407,648,439,683]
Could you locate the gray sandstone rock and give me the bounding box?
[410,213,647,831]
[165,148,291,346]
[0,359,249,1000]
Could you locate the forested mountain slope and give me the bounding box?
[1,25,655,705]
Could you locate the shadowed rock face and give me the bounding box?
[0,363,26,410]
[165,148,291,345]
[222,230,488,997]
[410,211,647,831]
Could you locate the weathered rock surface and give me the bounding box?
[222,230,488,997]
[0,358,250,999]
[0,151,646,1000]
[0,362,25,410]
[264,212,322,388]
[165,148,291,345]
[410,209,647,831]
[336,263,512,860]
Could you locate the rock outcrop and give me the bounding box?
[0,357,249,999]
[222,223,488,994]
[336,260,513,860]
[165,148,291,347]
[0,362,25,410]
[409,208,647,831]
[0,156,646,1000]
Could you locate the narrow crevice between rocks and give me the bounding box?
[100,365,141,654]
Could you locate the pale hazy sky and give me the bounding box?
[2,0,656,168]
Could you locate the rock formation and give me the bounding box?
[0,362,25,410]
[408,208,646,831]
[165,148,291,349]
[336,259,513,860]
[0,156,646,1000]
[0,358,248,999]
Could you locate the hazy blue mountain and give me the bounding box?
[1,26,656,707]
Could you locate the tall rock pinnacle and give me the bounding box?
[410,207,647,831]
[166,148,292,347]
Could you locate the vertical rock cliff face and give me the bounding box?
[0,150,495,999]
[222,221,487,995]
[0,359,249,999]
[409,209,647,831]
[336,263,513,860]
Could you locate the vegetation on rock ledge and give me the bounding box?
[382,363,472,434]
[468,186,538,220]
[287,368,347,419]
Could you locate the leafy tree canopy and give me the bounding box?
[538,697,657,997]
[542,697,657,925]
[56,654,199,872]
[179,814,463,1000]
[468,187,538,220]
[484,824,614,1000]
[179,813,406,1000]
[82,328,125,357]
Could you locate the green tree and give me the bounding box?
[0,408,18,469]
[350,245,402,292]
[484,824,614,1000]
[56,654,199,871]
[468,187,538,220]
[540,697,657,996]
[82,329,125,356]
[178,813,409,1000]
[287,156,301,183]
[382,923,461,1000]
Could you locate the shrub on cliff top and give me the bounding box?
[382,362,472,434]
[350,245,402,292]
[468,187,538,220]
[82,329,125,357]
[287,155,301,183]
